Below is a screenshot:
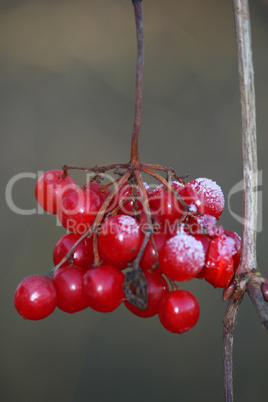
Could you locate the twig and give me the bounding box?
[233,0,257,275]
[130,0,144,166]
[223,1,268,400]
[223,297,244,402]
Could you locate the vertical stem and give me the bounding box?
[130,0,144,166]
[223,297,243,402]
[223,2,258,401]
[232,0,258,274]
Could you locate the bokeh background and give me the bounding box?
[1,0,268,401]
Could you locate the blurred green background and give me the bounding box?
[1,0,268,401]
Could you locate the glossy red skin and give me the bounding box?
[180,178,224,220]
[158,290,200,333]
[58,188,102,234]
[14,275,57,320]
[98,215,143,264]
[204,234,235,288]
[137,211,166,235]
[83,265,125,312]
[261,280,268,302]
[53,233,94,269]
[106,182,151,216]
[139,232,169,271]
[98,246,128,270]
[193,234,211,279]
[52,265,88,313]
[124,271,168,318]
[223,229,241,270]
[85,182,111,201]
[179,184,202,209]
[35,170,77,214]
[116,183,143,215]
[149,181,184,222]
[158,233,205,281]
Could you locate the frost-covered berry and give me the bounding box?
[158,232,205,281]
[180,177,225,220]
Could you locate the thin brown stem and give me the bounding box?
[62,163,129,176]
[45,171,131,278]
[132,169,154,268]
[141,165,189,211]
[223,1,268,400]
[93,231,101,267]
[223,297,243,402]
[45,228,93,278]
[247,280,268,329]
[233,0,258,276]
[143,164,187,184]
[87,170,131,229]
[130,0,144,166]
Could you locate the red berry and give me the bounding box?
[83,265,125,312]
[14,275,57,320]
[35,170,77,214]
[124,271,168,318]
[98,215,143,264]
[204,233,235,288]
[223,229,241,270]
[53,233,94,269]
[52,265,88,313]
[138,211,166,234]
[158,290,200,333]
[149,181,184,222]
[58,188,102,234]
[193,234,211,279]
[158,232,205,281]
[98,246,128,270]
[139,232,169,271]
[86,182,111,201]
[108,181,151,216]
[180,178,225,220]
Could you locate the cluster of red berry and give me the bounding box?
[14,169,241,334]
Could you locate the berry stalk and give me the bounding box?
[130,0,144,167]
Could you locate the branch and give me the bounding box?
[233,0,257,275]
[223,297,244,402]
[130,0,144,166]
[223,1,268,400]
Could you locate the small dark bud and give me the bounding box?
[223,282,235,302]
[261,280,268,302]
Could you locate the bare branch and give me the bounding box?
[223,297,244,402]
[233,0,258,275]
[222,1,268,400]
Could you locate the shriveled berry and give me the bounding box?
[124,271,168,318]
